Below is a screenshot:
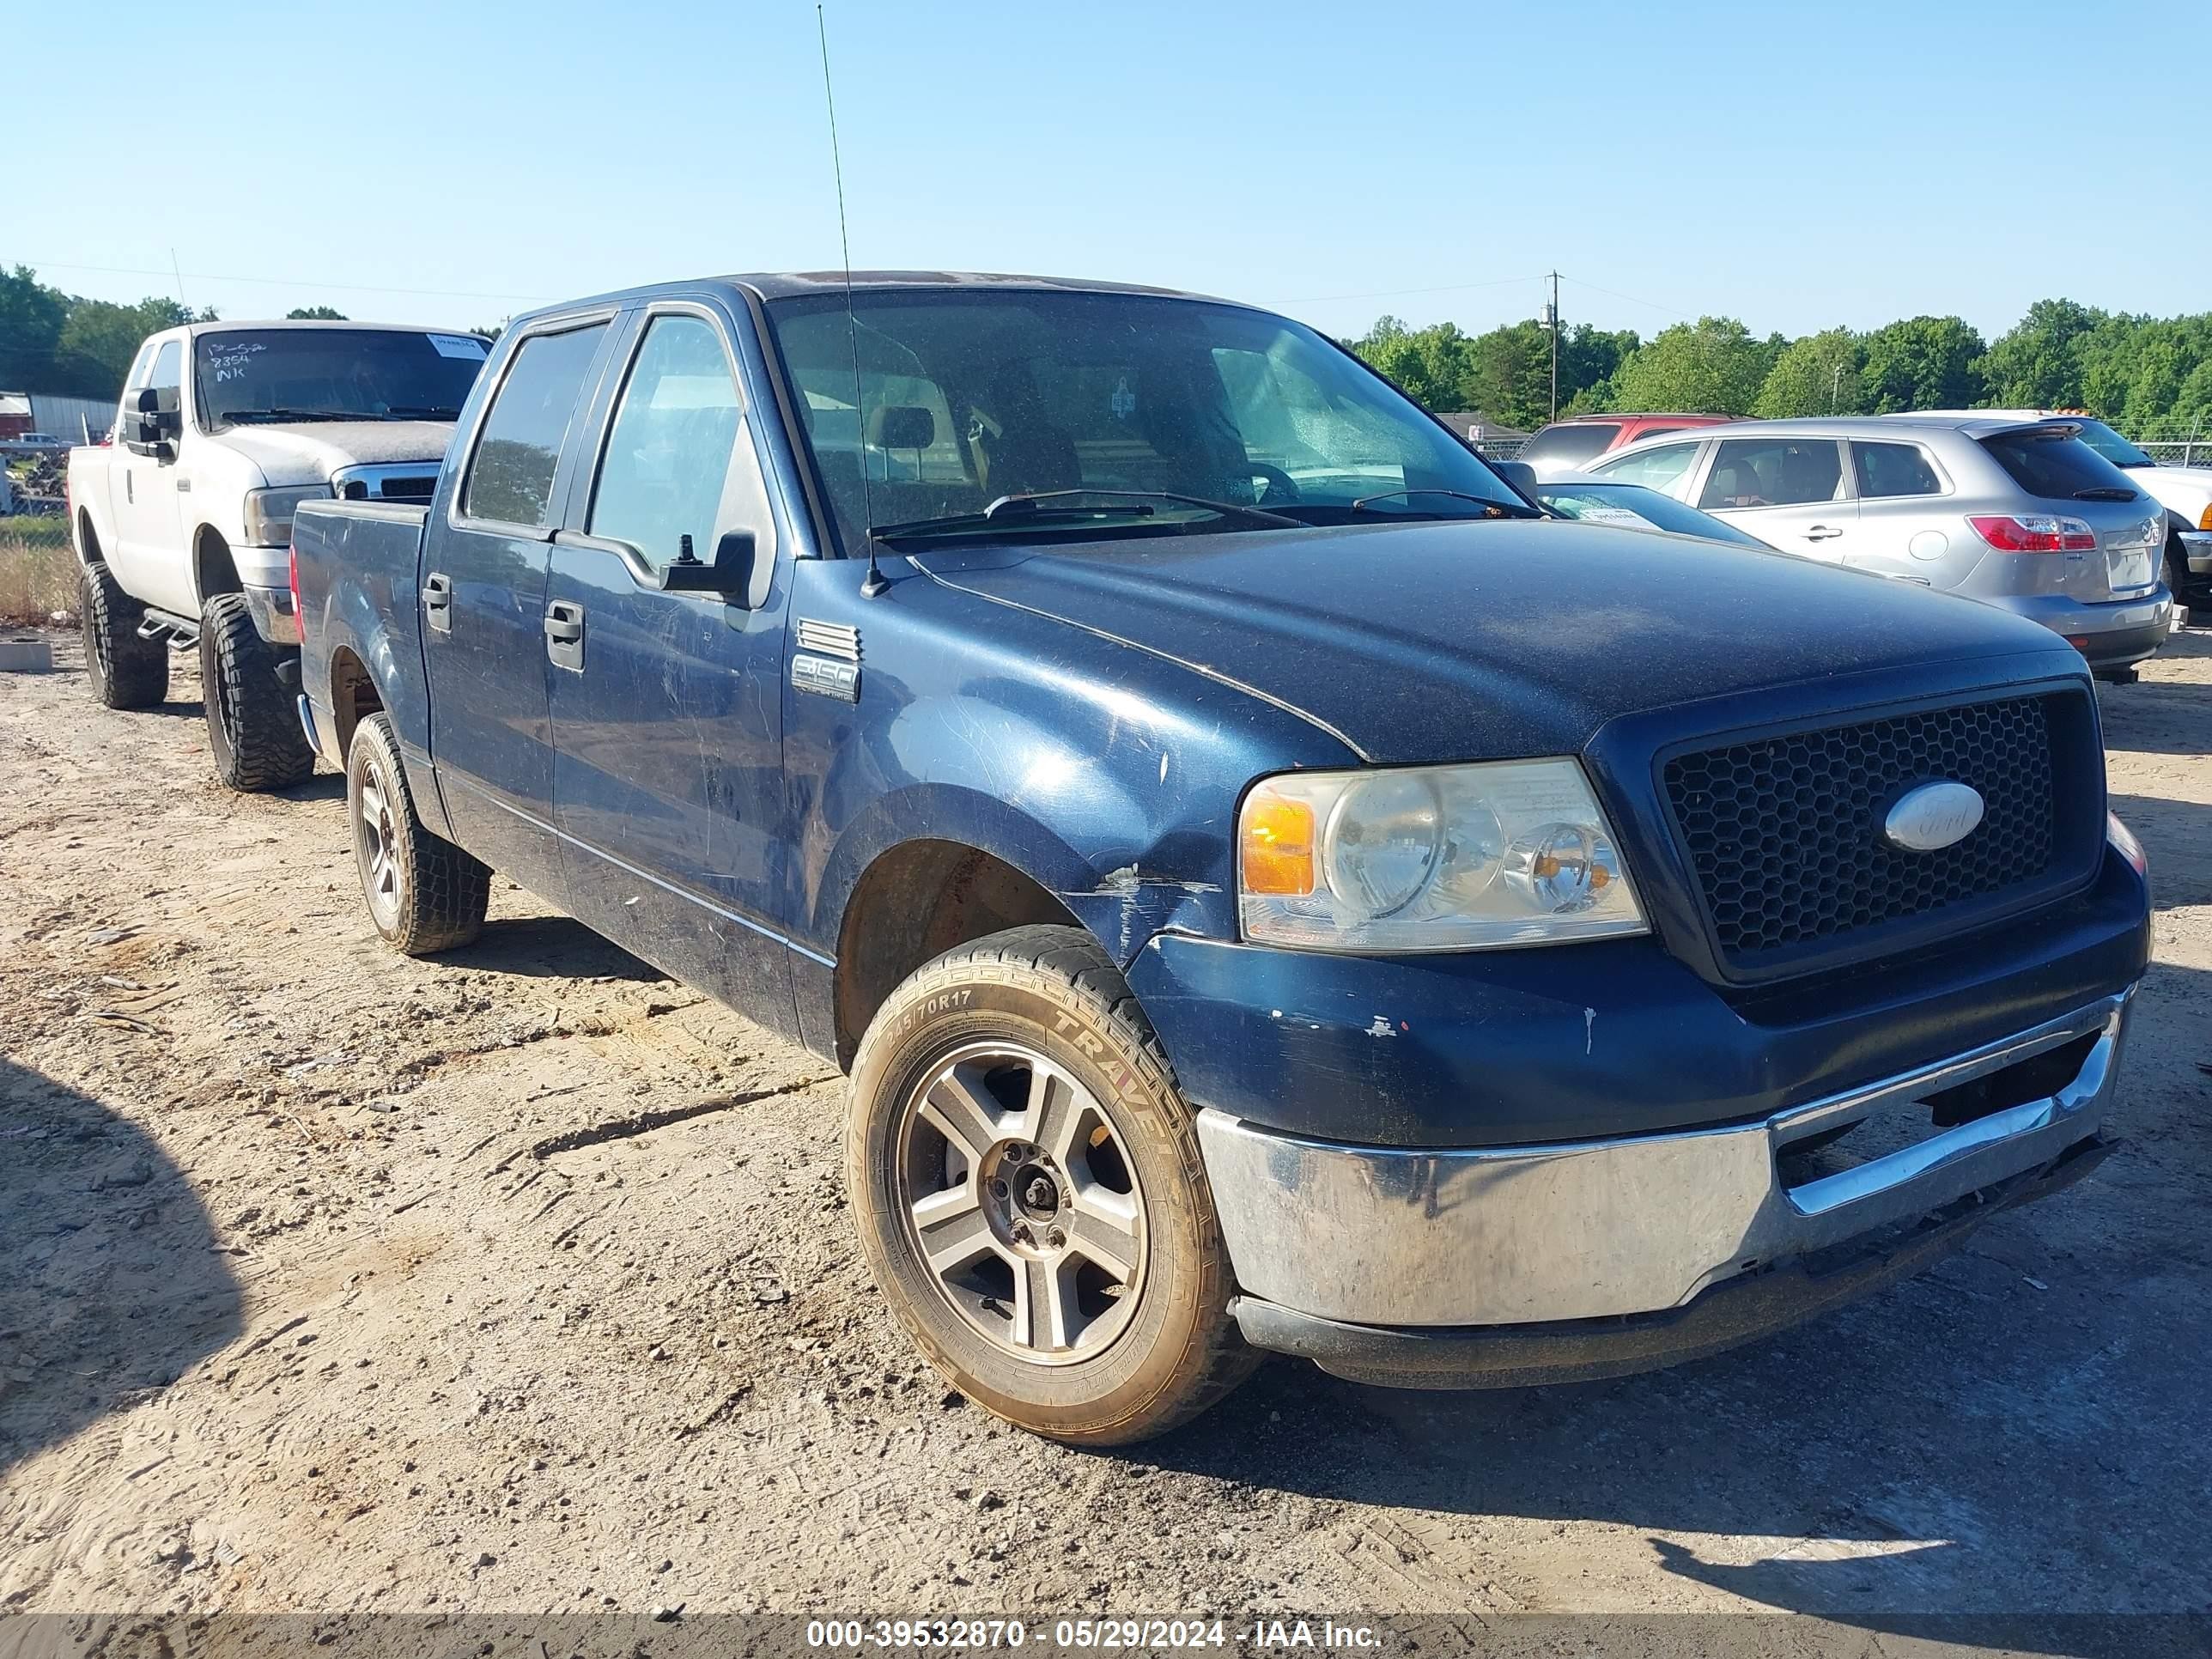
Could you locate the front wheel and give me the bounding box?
[199,592,313,793]
[847,925,1255,1444]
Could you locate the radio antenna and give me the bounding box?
[817,4,887,599]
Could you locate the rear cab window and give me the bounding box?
[1698,438,1843,509]
[1852,441,1944,499]
[459,323,610,528]
[1979,426,2142,503]
[1519,422,1619,467]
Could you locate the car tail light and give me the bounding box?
[1968,514,2098,553]
[288,543,302,627]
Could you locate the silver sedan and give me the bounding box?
[1572,415,2173,678]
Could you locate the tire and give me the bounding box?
[78,561,167,709]
[847,924,1256,1445]
[198,592,313,793]
[346,712,491,955]
[2166,529,2197,629]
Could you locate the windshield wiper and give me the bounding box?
[222,408,370,424]
[380,405,462,419]
[869,488,1303,543]
[2071,486,2138,501]
[1349,487,1539,520]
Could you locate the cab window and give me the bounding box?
[1594,441,1699,495]
[461,323,608,529]
[1852,441,1942,500]
[1698,438,1843,509]
[589,315,747,571]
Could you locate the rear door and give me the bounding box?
[544,301,800,1037]
[1845,438,1959,587]
[1695,435,1856,559]
[423,313,617,902]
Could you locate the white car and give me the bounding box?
[66,320,489,788]
[1898,410,2211,622]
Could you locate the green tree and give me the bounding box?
[1754,327,1868,417]
[54,297,200,398]
[1607,317,1772,416]
[1859,315,1984,412]
[0,264,72,388]
[1349,315,1477,413]
[286,305,348,320]
[1979,298,2105,410]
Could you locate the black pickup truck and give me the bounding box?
[293,271,2148,1443]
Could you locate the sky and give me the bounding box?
[13,0,2210,347]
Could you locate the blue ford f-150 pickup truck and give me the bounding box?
[291,271,2150,1444]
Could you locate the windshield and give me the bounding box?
[763,289,1525,549]
[192,329,489,432]
[1518,422,1620,467]
[1537,481,1768,548]
[2065,418,2154,470]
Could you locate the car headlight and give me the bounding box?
[243,484,331,546]
[1237,759,1648,952]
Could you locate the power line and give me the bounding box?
[1269,274,1545,306]
[11,257,553,307]
[1559,276,1694,321]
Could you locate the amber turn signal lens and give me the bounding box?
[1241,795,1316,896]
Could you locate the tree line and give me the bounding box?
[1349,301,2212,438]
[0,264,506,398]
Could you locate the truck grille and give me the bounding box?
[1661,693,2084,970]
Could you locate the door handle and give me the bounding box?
[1803,525,1845,542]
[544,600,586,671]
[422,571,453,634]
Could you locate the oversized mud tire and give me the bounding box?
[346,713,490,956]
[199,592,313,793]
[848,924,1255,1444]
[79,561,168,709]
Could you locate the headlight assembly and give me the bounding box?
[243,484,331,547]
[1237,759,1647,952]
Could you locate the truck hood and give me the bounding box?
[913,519,2078,764]
[2122,462,2212,520]
[216,420,455,488]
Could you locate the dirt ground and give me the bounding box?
[3,626,2209,1644]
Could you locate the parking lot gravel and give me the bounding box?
[3,629,2209,1644]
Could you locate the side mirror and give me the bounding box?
[129,387,173,455]
[1490,459,1539,497]
[656,530,758,605]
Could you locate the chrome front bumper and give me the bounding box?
[1196,992,2130,1330]
[2182,528,2212,578]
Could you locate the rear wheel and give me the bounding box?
[346,713,490,955]
[78,562,167,709]
[199,592,313,792]
[848,924,1255,1444]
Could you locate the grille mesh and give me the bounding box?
[1662,696,2061,961]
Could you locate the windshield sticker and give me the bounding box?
[1109,376,1136,421]
[428,334,489,361]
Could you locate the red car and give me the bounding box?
[1517,412,1733,471]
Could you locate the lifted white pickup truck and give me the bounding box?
[66,319,488,789]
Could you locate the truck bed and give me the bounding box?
[291,499,436,809]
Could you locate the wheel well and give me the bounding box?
[328,647,384,763]
[193,527,242,605]
[833,840,1084,1069]
[76,509,102,567]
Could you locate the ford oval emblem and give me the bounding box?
[1885,781,1984,852]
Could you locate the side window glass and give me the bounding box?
[1853,441,1942,499]
[123,343,158,394]
[461,324,608,528]
[1595,441,1697,493]
[588,316,744,570]
[1699,438,1843,509]
[148,341,184,410]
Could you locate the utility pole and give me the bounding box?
[1545,270,1561,422]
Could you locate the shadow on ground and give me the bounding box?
[453,913,665,983]
[0,1057,242,1478]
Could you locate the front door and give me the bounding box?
[1696,435,1858,562]
[110,338,187,607]
[423,315,615,902]
[545,306,799,1038]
